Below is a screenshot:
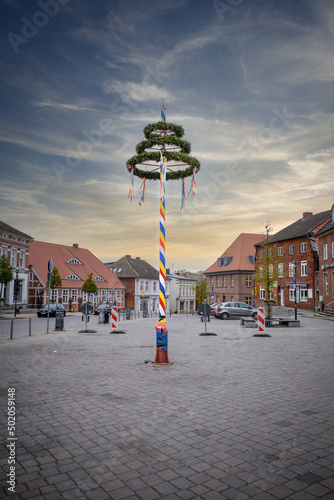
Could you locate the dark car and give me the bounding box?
[37,303,66,317]
[216,302,257,320]
[94,303,111,315]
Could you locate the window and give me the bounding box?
[140,281,144,292]
[145,281,149,291]
[332,241,334,258]
[231,275,234,286]
[260,287,265,299]
[67,258,82,265]
[278,263,283,277]
[289,287,295,301]
[216,276,220,286]
[230,296,234,302]
[1,246,8,257]
[101,289,107,300]
[245,296,252,305]
[289,244,294,255]
[62,289,69,303]
[300,242,307,253]
[268,249,273,257]
[301,261,307,277]
[223,276,227,287]
[300,288,308,302]
[71,289,78,303]
[289,262,295,277]
[153,281,157,293]
[324,273,329,295]
[51,289,58,302]
[278,247,283,256]
[29,272,33,282]
[19,251,26,269]
[65,274,81,280]
[10,248,17,267]
[323,244,328,260]
[246,275,252,287]
[259,250,263,259]
[93,276,105,282]
[259,266,264,279]
[269,264,273,277]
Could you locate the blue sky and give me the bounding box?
[1,0,333,271]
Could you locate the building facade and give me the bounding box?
[254,211,331,310]
[107,255,170,314]
[314,204,334,310]
[167,272,196,314]
[28,241,125,311]
[0,221,33,310]
[204,233,263,306]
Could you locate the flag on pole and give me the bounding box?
[161,101,166,123]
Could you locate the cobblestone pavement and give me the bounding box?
[1,314,334,499]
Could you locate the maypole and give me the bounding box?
[126,103,200,364]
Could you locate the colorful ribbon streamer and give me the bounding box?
[128,165,134,203]
[180,178,186,210]
[187,167,198,199]
[138,177,147,206]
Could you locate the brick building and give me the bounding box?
[106,255,170,314]
[255,210,331,310]
[314,204,334,310]
[204,233,263,306]
[0,220,33,310]
[166,271,196,314]
[28,241,125,311]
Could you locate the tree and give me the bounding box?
[194,276,209,307]
[47,266,62,288]
[255,224,279,325]
[82,273,97,302]
[0,255,13,313]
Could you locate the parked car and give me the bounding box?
[37,303,66,317]
[94,303,111,315]
[216,302,257,320]
[209,302,223,315]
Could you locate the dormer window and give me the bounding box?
[93,276,106,282]
[65,274,81,280]
[67,258,82,265]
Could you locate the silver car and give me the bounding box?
[216,302,257,320]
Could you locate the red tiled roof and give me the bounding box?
[29,241,125,289]
[204,233,263,274]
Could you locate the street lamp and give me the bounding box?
[293,259,298,320]
[14,268,19,317]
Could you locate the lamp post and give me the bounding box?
[293,259,298,320]
[14,268,19,317]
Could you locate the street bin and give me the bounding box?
[55,311,64,331]
[126,309,131,320]
[318,301,324,312]
[104,312,110,324]
[98,311,105,324]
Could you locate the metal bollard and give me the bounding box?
[29,317,32,336]
[10,318,14,339]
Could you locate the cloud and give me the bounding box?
[102,80,175,103]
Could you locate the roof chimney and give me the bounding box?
[125,255,131,259]
[303,212,313,219]
[136,257,141,260]
[73,243,79,249]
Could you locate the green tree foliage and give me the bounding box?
[0,254,13,299]
[47,266,62,289]
[194,276,209,306]
[82,273,97,296]
[255,224,280,302]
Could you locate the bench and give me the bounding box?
[240,317,257,327]
[278,319,300,327]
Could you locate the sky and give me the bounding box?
[0,0,333,272]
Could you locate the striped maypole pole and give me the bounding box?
[155,101,170,364]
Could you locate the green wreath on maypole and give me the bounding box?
[126,121,200,182]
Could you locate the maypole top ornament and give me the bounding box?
[126,121,200,181]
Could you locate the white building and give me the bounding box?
[167,272,197,314]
